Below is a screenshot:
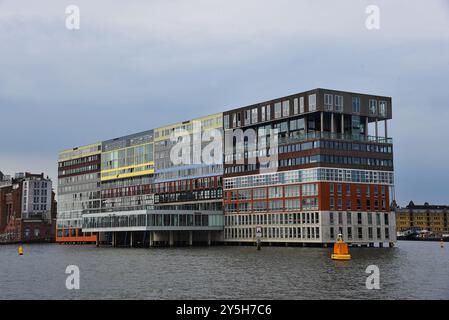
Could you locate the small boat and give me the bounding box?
[331,234,351,261]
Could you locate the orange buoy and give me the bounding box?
[331,234,351,260]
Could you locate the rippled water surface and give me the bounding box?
[1,241,448,299]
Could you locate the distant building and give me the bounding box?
[396,201,449,236]
[0,172,57,244]
[0,171,12,187]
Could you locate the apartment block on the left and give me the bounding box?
[56,143,101,243]
[0,171,57,244]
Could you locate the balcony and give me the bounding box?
[21,212,51,221]
[278,131,392,146]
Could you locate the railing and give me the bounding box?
[21,212,51,221]
[278,132,392,145]
[81,209,224,231]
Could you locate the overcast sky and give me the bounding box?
[1,0,448,205]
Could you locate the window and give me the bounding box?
[347,227,353,239]
[352,115,361,135]
[261,106,266,122]
[369,99,377,115]
[358,227,363,239]
[284,185,300,197]
[330,212,334,224]
[379,101,387,117]
[347,212,352,225]
[357,212,362,225]
[352,96,360,113]
[269,187,283,198]
[274,102,282,119]
[335,95,343,112]
[330,227,335,239]
[253,188,266,199]
[266,105,271,120]
[245,110,251,125]
[293,98,299,114]
[300,97,305,113]
[251,108,258,124]
[324,94,333,111]
[308,94,316,111]
[282,100,290,117]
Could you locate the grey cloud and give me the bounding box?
[0,0,448,204]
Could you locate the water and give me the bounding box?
[0,241,448,300]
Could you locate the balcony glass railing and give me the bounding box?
[278,132,392,145]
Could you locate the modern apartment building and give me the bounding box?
[77,115,224,246]
[0,172,56,244]
[56,143,101,243]
[396,201,449,236]
[223,88,396,247]
[57,88,396,247]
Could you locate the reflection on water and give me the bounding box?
[0,241,448,299]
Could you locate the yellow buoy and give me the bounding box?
[331,234,351,260]
[18,245,23,256]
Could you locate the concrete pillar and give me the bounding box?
[149,232,154,248]
[365,117,369,138]
[331,112,335,133]
[304,115,308,134]
[188,231,193,246]
[207,231,212,246]
[169,231,174,247]
[341,114,345,136]
[320,112,324,133]
[384,120,388,140]
[112,232,117,247]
